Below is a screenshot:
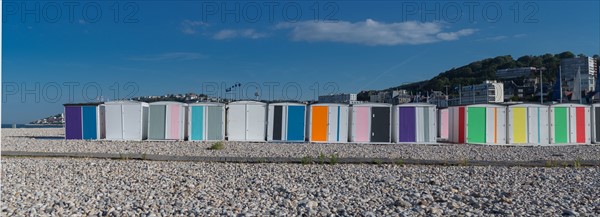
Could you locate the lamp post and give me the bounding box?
[540,67,546,104]
[459,84,462,105]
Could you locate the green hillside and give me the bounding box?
[358,51,599,100]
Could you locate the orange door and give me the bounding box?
[311,106,328,142]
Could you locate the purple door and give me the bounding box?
[65,106,82,139]
[398,107,416,142]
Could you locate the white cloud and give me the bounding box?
[478,33,527,41]
[481,35,508,41]
[276,19,476,46]
[181,20,209,35]
[213,29,237,39]
[513,34,527,38]
[213,29,268,40]
[128,52,207,61]
[436,29,477,41]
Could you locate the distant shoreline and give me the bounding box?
[1,124,63,129]
[26,124,64,127]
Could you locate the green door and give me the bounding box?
[554,107,568,143]
[467,107,486,143]
[148,105,166,140]
[207,106,223,140]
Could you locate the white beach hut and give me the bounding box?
[64,102,105,140]
[226,101,267,142]
[349,103,392,143]
[391,103,437,143]
[307,103,350,143]
[448,104,507,145]
[104,101,149,141]
[267,102,306,142]
[187,103,225,141]
[549,104,590,145]
[147,101,186,140]
[592,103,600,143]
[506,104,550,145]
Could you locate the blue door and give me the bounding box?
[191,106,204,140]
[82,106,98,140]
[286,106,305,141]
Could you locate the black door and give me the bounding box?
[273,106,283,140]
[371,107,390,143]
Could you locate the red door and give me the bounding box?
[576,107,586,143]
[458,107,465,143]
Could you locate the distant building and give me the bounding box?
[561,57,598,100]
[319,93,358,104]
[504,82,535,101]
[428,91,448,107]
[370,92,392,103]
[394,90,413,104]
[449,80,504,106]
[370,90,411,104]
[496,67,536,79]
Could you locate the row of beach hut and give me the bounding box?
[64,101,437,143]
[65,101,600,145]
[438,103,598,145]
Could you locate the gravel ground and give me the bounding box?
[3,128,600,161]
[2,157,599,216]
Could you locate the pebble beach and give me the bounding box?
[2,128,600,216]
[2,158,599,216]
[3,128,600,161]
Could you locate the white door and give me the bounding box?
[338,106,349,142]
[569,107,577,143]
[585,107,591,143]
[485,107,495,144]
[267,106,274,140]
[327,106,337,142]
[429,108,437,143]
[105,105,123,140]
[227,105,247,141]
[538,107,550,144]
[122,104,142,140]
[415,107,424,142]
[246,105,266,141]
[527,107,537,144]
[497,107,507,144]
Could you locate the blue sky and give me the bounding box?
[2,0,600,124]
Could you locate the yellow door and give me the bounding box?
[512,108,527,143]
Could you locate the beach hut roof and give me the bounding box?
[351,103,392,107]
[309,103,350,107]
[63,102,104,106]
[550,103,590,108]
[148,101,186,105]
[228,100,267,105]
[465,103,506,108]
[507,103,549,108]
[269,102,305,106]
[104,100,148,106]
[395,103,436,108]
[188,102,225,106]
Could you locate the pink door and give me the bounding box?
[168,105,181,140]
[440,109,449,139]
[354,107,370,142]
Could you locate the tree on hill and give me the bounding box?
[383,51,583,96]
